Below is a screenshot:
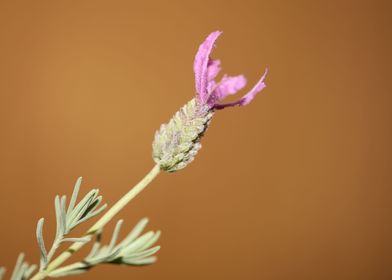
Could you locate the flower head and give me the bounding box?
[152,31,267,172]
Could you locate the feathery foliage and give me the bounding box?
[0,177,161,279]
[36,177,107,271]
[48,218,160,277]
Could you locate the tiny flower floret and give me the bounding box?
[194,31,267,109]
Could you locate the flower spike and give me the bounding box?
[153,31,268,172]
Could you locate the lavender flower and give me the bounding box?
[153,31,268,172]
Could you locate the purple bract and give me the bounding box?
[193,31,268,110]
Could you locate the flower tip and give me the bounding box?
[262,67,268,80]
[211,30,223,36]
[204,31,223,45]
[240,69,268,106]
[205,31,223,44]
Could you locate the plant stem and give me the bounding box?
[46,262,86,278]
[30,164,161,280]
[45,239,60,269]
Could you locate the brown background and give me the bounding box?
[0,0,391,279]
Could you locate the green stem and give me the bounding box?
[30,164,161,280]
[46,262,86,278]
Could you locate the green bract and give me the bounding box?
[152,98,213,172]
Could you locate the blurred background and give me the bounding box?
[0,0,391,279]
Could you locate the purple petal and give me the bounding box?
[207,59,221,81]
[214,75,247,100]
[193,31,222,103]
[213,68,268,110]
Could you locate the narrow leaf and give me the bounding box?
[14,263,27,280]
[123,246,160,260]
[121,231,154,255]
[123,256,157,266]
[88,203,107,217]
[54,196,63,239]
[139,231,161,251]
[67,177,82,217]
[36,219,48,270]
[10,253,24,280]
[60,195,67,234]
[108,220,123,251]
[48,262,88,278]
[120,218,149,247]
[24,264,37,279]
[68,190,97,227]
[86,247,122,265]
[85,232,102,259]
[73,203,107,228]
